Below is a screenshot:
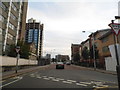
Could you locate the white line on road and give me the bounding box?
[48,77,54,79]
[80,82,92,85]
[52,79,59,82]
[76,83,87,86]
[43,78,50,80]
[55,78,64,81]
[0,77,23,88]
[36,76,42,79]
[42,76,47,78]
[67,80,76,83]
[62,81,72,84]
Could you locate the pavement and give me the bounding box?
[1,64,117,81]
[1,65,50,81]
[72,65,117,75]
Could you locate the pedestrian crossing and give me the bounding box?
[29,73,110,88]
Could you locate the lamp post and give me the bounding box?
[82,31,96,70]
[109,16,120,90]
[15,46,20,73]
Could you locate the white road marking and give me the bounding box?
[93,86,97,88]
[36,76,42,79]
[99,85,109,87]
[80,82,91,85]
[43,78,50,80]
[52,79,59,82]
[62,81,72,84]
[48,77,54,79]
[55,78,64,81]
[42,76,47,78]
[67,80,76,83]
[76,83,87,86]
[0,77,23,88]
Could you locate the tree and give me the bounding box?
[90,45,99,59]
[73,52,80,63]
[7,44,16,57]
[19,43,30,59]
[82,47,89,60]
[8,40,31,59]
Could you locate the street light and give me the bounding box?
[82,31,96,70]
[15,46,20,73]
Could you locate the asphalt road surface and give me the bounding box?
[1,64,118,89]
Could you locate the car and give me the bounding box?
[56,62,64,69]
[66,62,71,65]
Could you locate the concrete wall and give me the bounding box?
[0,56,38,66]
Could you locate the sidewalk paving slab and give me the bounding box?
[71,65,117,75]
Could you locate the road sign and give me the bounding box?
[108,23,120,36]
[15,46,20,53]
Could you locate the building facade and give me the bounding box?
[71,44,80,63]
[55,54,69,62]
[25,18,44,59]
[0,0,28,55]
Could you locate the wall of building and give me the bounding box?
[0,56,38,66]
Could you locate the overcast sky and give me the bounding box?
[27,0,119,58]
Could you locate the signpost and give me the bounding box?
[15,46,20,73]
[108,22,120,90]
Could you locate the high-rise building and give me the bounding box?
[25,18,44,59]
[0,0,28,55]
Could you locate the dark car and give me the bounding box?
[56,62,64,69]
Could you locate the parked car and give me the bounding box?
[66,62,71,65]
[56,62,64,69]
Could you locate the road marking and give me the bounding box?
[43,78,50,80]
[80,82,91,85]
[76,83,87,86]
[0,77,23,88]
[36,76,42,79]
[62,81,72,84]
[52,79,59,82]
[67,80,76,83]
[42,76,47,78]
[48,77,54,79]
[55,78,64,81]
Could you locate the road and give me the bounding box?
[1,64,118,89]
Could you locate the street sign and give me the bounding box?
[108,23,120,36]
[15,46,20,53]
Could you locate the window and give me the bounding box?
[0,1,6,10]
[102,37,108,43]
[8,22,15,30]
[10,13,16,20]
[102,46,109,53]
[7,33,13,40]
[11,3,17,11]
[94,42,98,47]
[0,14,4,22]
